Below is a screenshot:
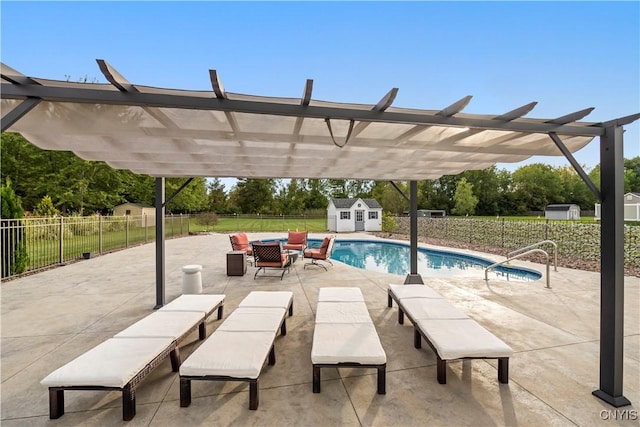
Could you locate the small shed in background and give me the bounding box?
[113,203,156,226]
[327,198,382,232]
[595,192,640,221]
[545,204,581,220]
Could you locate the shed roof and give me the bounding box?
[330,198,382,209]
[545,204,580,211]
[3,60,633,182]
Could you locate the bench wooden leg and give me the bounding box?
[387,294,393,308]
[249,380,259,410]
[122,389,136,421]
[280,319,287,336]
[180,378,192,407]
[217,305,224,320]
[398,308,405,325]
[437,357,447,384]
[288,302,293,317]
[268,345,276,365]
[313,366,321,393]
[48,389,64,419]
[170,348,180,372]
[413,328,422,348]
[377,365,386,394]
[498,358,509,384]
[199,322,206,340]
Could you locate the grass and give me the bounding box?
[189,217,327,233]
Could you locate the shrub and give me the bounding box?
[195,212,219,230]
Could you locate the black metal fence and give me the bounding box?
[1,215,190,279]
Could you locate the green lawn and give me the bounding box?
[189,216,327,233]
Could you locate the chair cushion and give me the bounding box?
[287,231,307,245]
[315,302,372,324]
[319,237,331,256]
[389,284,443,300]
[114,310,204,340]
[218,307,286,333]
[158,294,225,315]
[231,233,253,255]
[41,337,174,388]
[311,323,386,365]
[416,318,513,360]
[238,291,293,309]
[180,331,275,379]
[318,287,365,302]
[401,298,469,320]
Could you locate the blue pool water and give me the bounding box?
[303,239,541,282]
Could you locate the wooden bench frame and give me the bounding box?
[388,285,511,385]
[179,291,293,410]
[180,345,276,410]
[312,288,387,396]
[47,341,178,421]
[44,295,225,421]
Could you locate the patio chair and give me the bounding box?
[229,232,254,265]
[303,235,335,271]
[283,231,308,252]
[252,241,291,280]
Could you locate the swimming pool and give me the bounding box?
[304,239,541,282]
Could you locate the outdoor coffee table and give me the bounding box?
[284,250,299,264]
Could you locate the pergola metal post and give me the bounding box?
[592,126,630,407]
[404,180,424,284]
[154,177,166,309]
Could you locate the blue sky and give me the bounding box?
[2,1,638,190]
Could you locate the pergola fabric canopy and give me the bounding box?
[0,61,600,180]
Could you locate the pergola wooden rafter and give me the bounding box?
[1,60,638,407]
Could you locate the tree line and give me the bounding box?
[2,132,640,217]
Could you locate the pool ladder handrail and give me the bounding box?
[484,248,551,289]
[507,240,557,272]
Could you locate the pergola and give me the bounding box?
[1,60,638,407]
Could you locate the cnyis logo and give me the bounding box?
[600,409,638,421]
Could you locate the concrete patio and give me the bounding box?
[1,232,638,426]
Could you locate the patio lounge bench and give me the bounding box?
[311,287,386,394]
[41,337,177,421]
[388,284,513,384]
[179,291,292,410]
[41,294,226,421]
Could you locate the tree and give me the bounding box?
[460,167,503,215]
[235,179,276,214]
[371,181,409,215]
[1,179,28,277]
[163,178,209,213]
[206,178,228,213]
[451,178,478,215]
[33,195,60,217]
[304,179,329,211]
[512,163,564,212]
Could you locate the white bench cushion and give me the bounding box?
[41,337,174,388]
[401,298,469,320]
[238,291,293,309]
[312,323,386,365]
[218,307,286,333]
[315,302,372,324]
[114,310,204,340]
[180,331,275,379]
[389,284,443,300]
[416,318,513,360]
[317,287,364,302]
[158,294,224,314]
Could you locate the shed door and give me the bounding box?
[355,210,365,231]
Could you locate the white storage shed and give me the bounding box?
[327,198,382,232]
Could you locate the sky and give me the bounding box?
[1,1,639,191]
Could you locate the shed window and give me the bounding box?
[369,211,378,219]
[125,209,131,215]
[340,211,351,220]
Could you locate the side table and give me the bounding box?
[227,250,247,276]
